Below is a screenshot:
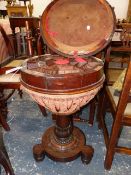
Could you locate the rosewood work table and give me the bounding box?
[20,0,115,165]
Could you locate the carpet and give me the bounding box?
[1,91,131,175]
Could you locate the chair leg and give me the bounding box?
[37,104,47,117]
[97,89,109,147]
[18,89,23,99]
[0,150,15,175]
[88,98,96,126]
[4,90,15,102]
[73,98,96,124]
[0,112,10,131]
[0,90,10,131]
[104,116,122,170]
[73,110,87,122]
[97,90,105,129]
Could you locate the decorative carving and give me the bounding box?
[21,80,104,115]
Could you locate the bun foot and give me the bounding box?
[81,145,94,164]
[33,144,45,162]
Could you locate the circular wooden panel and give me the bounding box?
[41,0,116,57]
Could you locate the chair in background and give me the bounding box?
[0,21,47,131]
[0,24,22,131]
[0,24,16,170]
[105,23,131,85]
[97,55,131,170]
[0,19,47,175]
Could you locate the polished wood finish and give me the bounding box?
[21,56,104,94]
[97,58,131,170]
[33,115,94,163]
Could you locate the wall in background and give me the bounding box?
[32,0,129,19]
[32,0,52,17]
[107,0,129,19]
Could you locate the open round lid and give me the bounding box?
[41,0,116,57]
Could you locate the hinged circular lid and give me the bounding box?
[41,0,116,57]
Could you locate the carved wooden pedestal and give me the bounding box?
[33,115,94,163]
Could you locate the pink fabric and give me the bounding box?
[73,50,87,63]
[75,57,86,63]
[55,58,69,65]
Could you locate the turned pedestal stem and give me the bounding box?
[54,115,73,144]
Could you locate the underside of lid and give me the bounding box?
[41,0,116,57]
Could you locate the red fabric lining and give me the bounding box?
[55,58,69,65]
[73,51,87,63]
